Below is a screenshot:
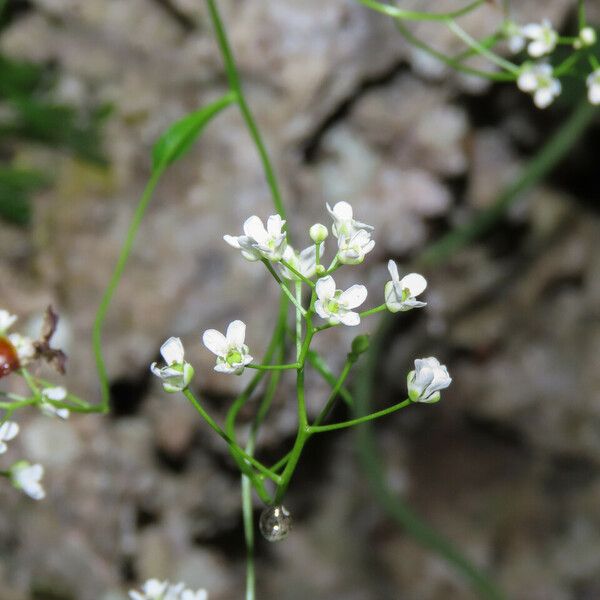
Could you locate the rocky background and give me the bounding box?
[1,0,600,598]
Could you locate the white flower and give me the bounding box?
[326,201,373,240]
[203,320,253,375]
[384,261,427,313]
[129,580,208,600]
[181,589,208,600]
[522,20,558,57]
[0,421,19,454]
[504,22,525,54]
[224,214,287,262]
[7,333,36,365]
[40,386,70,420]
[407,357,451,403]
[517,63,561,109]
[314,275,367,326]
[0,309,17,334]
[150,337,194,393]
[574,27,596,49]
[10,461,45,500]
[586,69,600,105]
[280,244,321,281]
[129,579,169,600]
[337,228,375,265]
[309,223,328,244]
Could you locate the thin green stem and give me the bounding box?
[554,49,585,77]
[247,363,298,371]
[205,0,286,220]
[295,282,303,360]
[359,304,387,318]
[262,260,306,315]
[92,166,164,413]
[312,358,353,427]
[446,19,520,74]
[182,388,281,485]
[394,20,515,82]
[280,260,315,288]
[578,0,587,30]
[357,0,485,22]
[241,472,255,600]
[307,350,353,407]
[309,399,411,433]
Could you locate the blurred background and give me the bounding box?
[1,0,600,598]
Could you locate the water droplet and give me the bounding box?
[259,504,292,542]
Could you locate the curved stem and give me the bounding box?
[205,0,286,220]
[92,166,165,413]
[357,0,486,22]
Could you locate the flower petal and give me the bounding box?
[316,276,336,301]
[266,214,285,236]
[226,320,246,347]
[243,215,268,243]
[339,284,368,309]
[223,234,241,249]
[160,337,185,365]
[339,311,360,326]
[202,329,228,356]
[387,260,400,283]
[400,273,427,296]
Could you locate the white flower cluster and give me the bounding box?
[506,20,599,108]
[129,579,207,600]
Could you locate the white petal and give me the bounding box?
[387,260,400,283]
[243,215,268,243]
[202,329,228,356]
[42,386,67,401]
[223,234,241,249]
[314,300,329,320]
[400,273,427,296]
[0,421,19,442]
[522,23,543,38]
[517,71,537,92]
[534,87,555,108]
[339,284,368,309]
[316,276,336,301]
[589,85,600,105]
[160,337,185,365]
[266,214,285,236]
[339,311,360,326]
[226,320,246,347]
[214,362,235,373]
[528,40,547,57]
[332,201,353,220]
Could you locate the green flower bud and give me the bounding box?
[309,223,328,244]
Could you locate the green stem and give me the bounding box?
[307,350,353,407]
[446,19,520,74]
[578,0,587,30]
[359,304,387,318]
[312,358,354,427]
[241,472,255,600]
[357,0,485,22]
[247,363,298,371]
[394,20,515,82]
[280,260,315,287]
[205,0,286,221]
[92,166,164,413]
[262,260,306,315]
[182,388,281,486]
[309,399,411,433]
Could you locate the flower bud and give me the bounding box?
[580,27,596,46]
[309,223,328,244]
[350,334,370,360]
[315,264,326,276]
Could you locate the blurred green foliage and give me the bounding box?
[0,2,109,226]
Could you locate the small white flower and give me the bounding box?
[504,22,525,54]
[522,20,558,57]
[0,309,17,334]
[574,27,596,49]
[407,357,451,403]
[314,275,367,326]
[384,261,427,313]
[224,214,287,262]
[586,69,600,105]
[150,337,194,393]
[10,461,45,500]
[129,579,169,600]
[337,228,375,265]
[517,63,561,109]
[0,421,19,454]
[181,589,208,600]
[7,333,36,365]
[309,223,328,244]
[203,320,253,375]
[40,386,70,420]
[280,244,321,281]
[326,201,373,240]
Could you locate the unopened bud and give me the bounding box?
[309,223,328,244]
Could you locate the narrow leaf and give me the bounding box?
[152,92,236,171]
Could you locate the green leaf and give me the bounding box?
[152,92,236,171]
[0,167,49,226]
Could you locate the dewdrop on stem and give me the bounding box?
[259,505,292,542]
